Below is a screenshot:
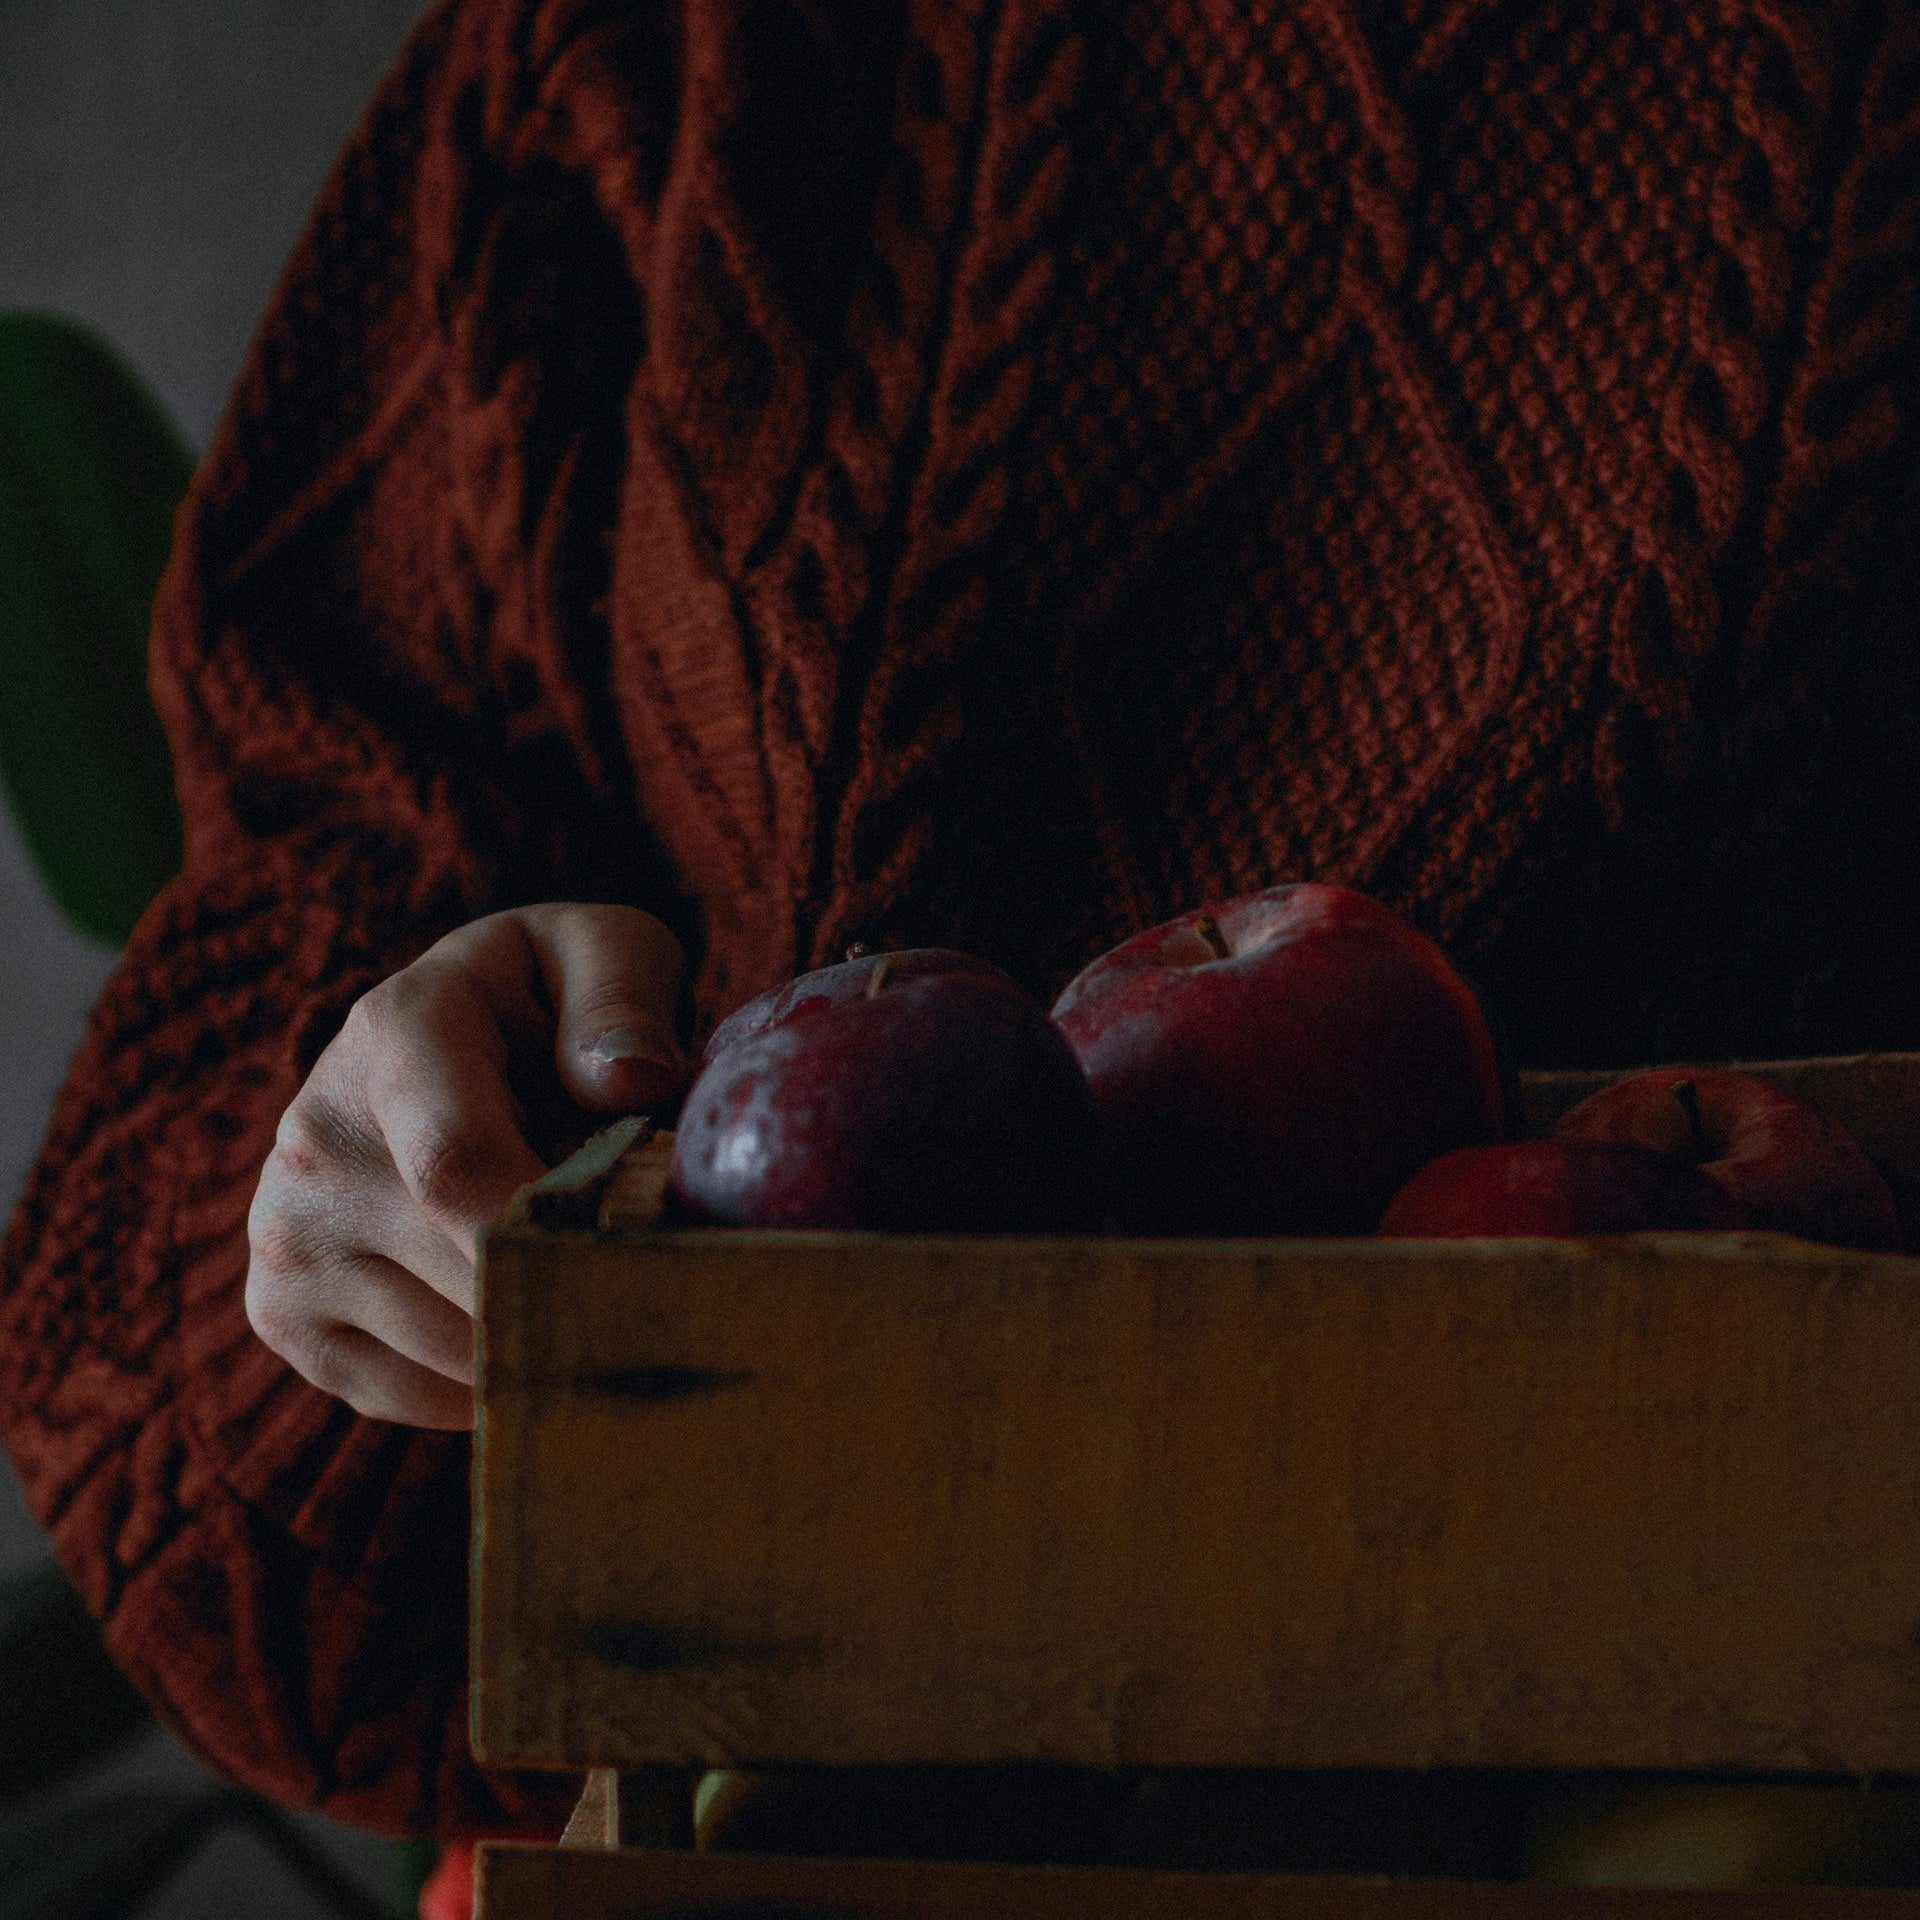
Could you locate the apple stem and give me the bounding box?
[865,958,894,998]
[1671,1078,1710,1162]
[1191,913,1230,960]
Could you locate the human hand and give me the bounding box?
[246,904,688,1428]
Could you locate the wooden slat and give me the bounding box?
[599,1130,676,1231]
[560,1770,620,1850]
[472,1225,1920,1774]
[474,1845,1920,1920]
[513,1117,656,1229]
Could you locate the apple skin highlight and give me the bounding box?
[1052,884,1506,1236]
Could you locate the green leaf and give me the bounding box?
[0,1558,153,1808]
[0,1788,221,1920]
[0,310,190,946]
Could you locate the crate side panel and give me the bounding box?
[474,1232,1920,1772]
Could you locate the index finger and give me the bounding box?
[349,962,548,1302]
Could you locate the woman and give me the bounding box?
[4,0,1917,1864]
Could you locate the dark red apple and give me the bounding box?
[701,947,1007,1063]
[1051,883,1507,1236]
[1378,1139,1749,1237]
[669,954,1103,1232]
[1553,1067,1902,1253]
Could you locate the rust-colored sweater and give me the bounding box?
[4,0,1919,1839]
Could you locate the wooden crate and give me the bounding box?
[475,1844,1920,1920]
[470,1054,1920,1915]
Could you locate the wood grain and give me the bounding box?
[474,1844,1920,1920]
[513,1117,656,1229]
[599,1130,677,1231]
[560,1770,619,1849]
[472,1224,1920,1775]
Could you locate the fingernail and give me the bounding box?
[585,1025,681,1070]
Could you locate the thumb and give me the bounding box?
[526,904,691,1114]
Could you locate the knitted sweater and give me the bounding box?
[4,0,1918,1837]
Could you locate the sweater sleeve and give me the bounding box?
[0,0,673,1837]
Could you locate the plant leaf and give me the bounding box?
[0,1558,152,1808]
[0,310,190,945]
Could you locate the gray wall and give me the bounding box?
[3,2,435,1910]
[3,0,435,448]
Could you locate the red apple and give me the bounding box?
[1051,884,1507,1235]
[702,946,1007,1063]
[1379,1139,1749,1237]
[1553,1067,1902,1253]
[669,953,1103,1232]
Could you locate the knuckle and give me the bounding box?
[244,1200,311,1291]
[246,1157,329,1281]
[243,1262,290,1352]
[352,969,469,1108]
[264,1090,389,1200]
[243,1190,368,1387]
[353,961,455,1059]
[244,1250,314,1365]
[398,1122,489,1223]
[338,981,387,1048]
[348,973,414,1051]
[268,1096,336,1182]
[297,1322,361,1399]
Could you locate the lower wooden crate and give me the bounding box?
[473,1843,1920,1920]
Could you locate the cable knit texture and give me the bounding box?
[4,0,1919,1837]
